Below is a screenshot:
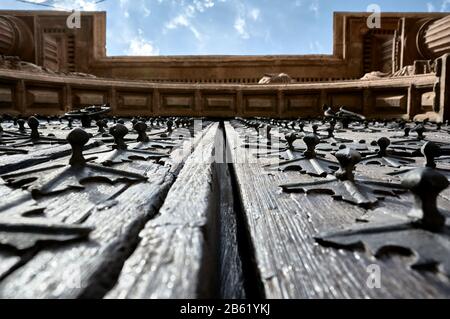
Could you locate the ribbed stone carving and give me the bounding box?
[0,15,34,60]
[419,15,450,59]
[0,16,16,54]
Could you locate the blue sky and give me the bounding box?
[0,0,449,56]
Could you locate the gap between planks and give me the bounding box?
[106,123,233,299]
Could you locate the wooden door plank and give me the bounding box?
[224,121,450,299]
[106,123,221,299]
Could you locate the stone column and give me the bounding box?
[0,16,16,54]
[418,15,450,60]
[0,15,34,61]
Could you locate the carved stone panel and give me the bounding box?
[202,94,236,116]
[72,90,107,108]
[284,93,320,116]
[117,91,152,111]
[375,93,407,112]
[159,92,195,115]
[26,86,62,110]
[243,94,277,116]
[0,85,13,109]
[330,93,363,112]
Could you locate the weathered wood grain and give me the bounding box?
[224,121,450,299]
[106,123,222,299]
[0,252,20,280]
[0,125,211,298]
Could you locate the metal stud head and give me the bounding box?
[303,134,320,159]
[327,126,334,138]
[413,124,425,139]
[298,121,305,132]
[67,117,73,128]
[27,116,40,139]
[402,167,449,231]
[80,115,92,128]
[377,137,390,156]
[421,142,440,169]
[312,124,319,135]
[166,120,174,133]
[284,132,298,149]
[96,119,107,133]
[67,128,90,166]
[134,121,149,143]
[17,119,26,131]
[110,124,129,150]
[404,127,411,137]
[334,148,361,181]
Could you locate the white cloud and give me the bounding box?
[26,0,99,11]
[427,2,436,12]
[166,14,190,29]
[126,30,159,56]
[234,16,249,39]
[163,0,218,41]
[441,0,450,11]
[249,8,260,21]
[232,1,260,40]
[309,0,319,17]
[193,0,215,12]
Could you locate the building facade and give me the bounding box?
[0,10,449,120]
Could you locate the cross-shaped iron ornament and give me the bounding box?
[388,124,431,155]
[93,123,170,166]
[315,167,450,277]
[0,122,28,154]
[1,128,148,196]
[280,148,406,207]
[266,134,339,177]
[388,141,450,180]
[360,137,416,168]
[2,117,66,148]
[0,204,93,251]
